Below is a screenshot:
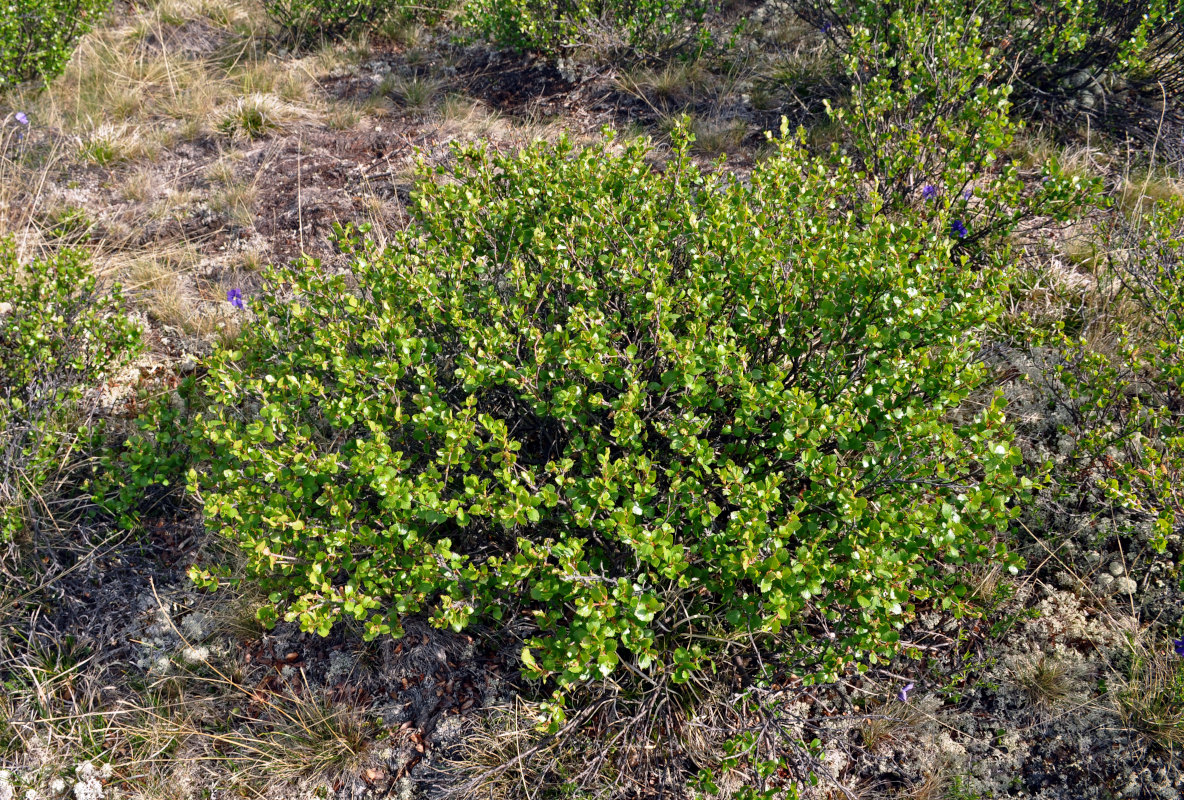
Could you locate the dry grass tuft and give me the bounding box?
[860,699,926,753]
[1013,654,1075,711]
[215,93,293,139]
[78,123,159,166]
[381,73,444,113]
[1114,639,1184,753]
[441,698,622,799]
[908,769,950,800]
[617,60,711,108]
[1117,172,1184,214]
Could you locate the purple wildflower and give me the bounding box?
[1174,637,1184,657]
[962,187,973,200]
[951,219,969,239]
[820,20,833,34]
[227,288,245,309]
[897,682,914,703]
[921,184,938,201]
[14,111,28,126]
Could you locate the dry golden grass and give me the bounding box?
[215,93,302,140]
[0,574,378,799]
[325,101,366,131]
[0,0,374,350]
[617,60,712,108]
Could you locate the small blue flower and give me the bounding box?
[820,20,833,34]
[951,220,969,239]
[227,288,245,309]
[921,184,938,201]
[897,682,914,702]
[14,111,28,126]
[962,187,973,200]
[1174,637,1184,657]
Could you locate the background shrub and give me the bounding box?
[0,239,141,542]
[0,0,111,92]
[263,0,429,46]
[458,0,713,54]
[193,125,1028,723]
[823,6,1095,230]
[793,0,1184,113]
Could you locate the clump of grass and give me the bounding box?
[79,124,156,166]
[381,73,442,112]
[861,699,925,753]
[1118,172,1183,215]
[325,101,364,131]
[275,69,310,103]
[1061,237,1105,273]
[622,60,709,105]
[437,93,483,123]
[243,695,375,782]
[380,17,427,48]
[119,166,159,203]
[210,180,258,228]
[236,60,282,95]
[0,695,21,760]
[1013,654,1075,711]
[692,117,748,157]
[441,699,620,799]
[121,251,228,337]
[434,94,520,141]
[1115,640,1184,753]
[217,94,285,139]
[240,249,267,273]
[909,767,951,800]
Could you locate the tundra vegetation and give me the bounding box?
[0,0,1183,798]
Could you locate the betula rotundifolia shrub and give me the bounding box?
[458,0,715,54]
[824,6,1099,229]
[263,0,441,46]
[192,122,1054,725]
[794,0,1184,111]
[0,0,112,92]
[0,238,141,540]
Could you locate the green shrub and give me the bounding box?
[795,0,1184,110]
[0,0,111,92]
[458,0,713,54]
[820,7,1096,235]
[0,239,141,541]
[191,122,1032,724]
[91,375,203,530]
[263,0,417,45]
